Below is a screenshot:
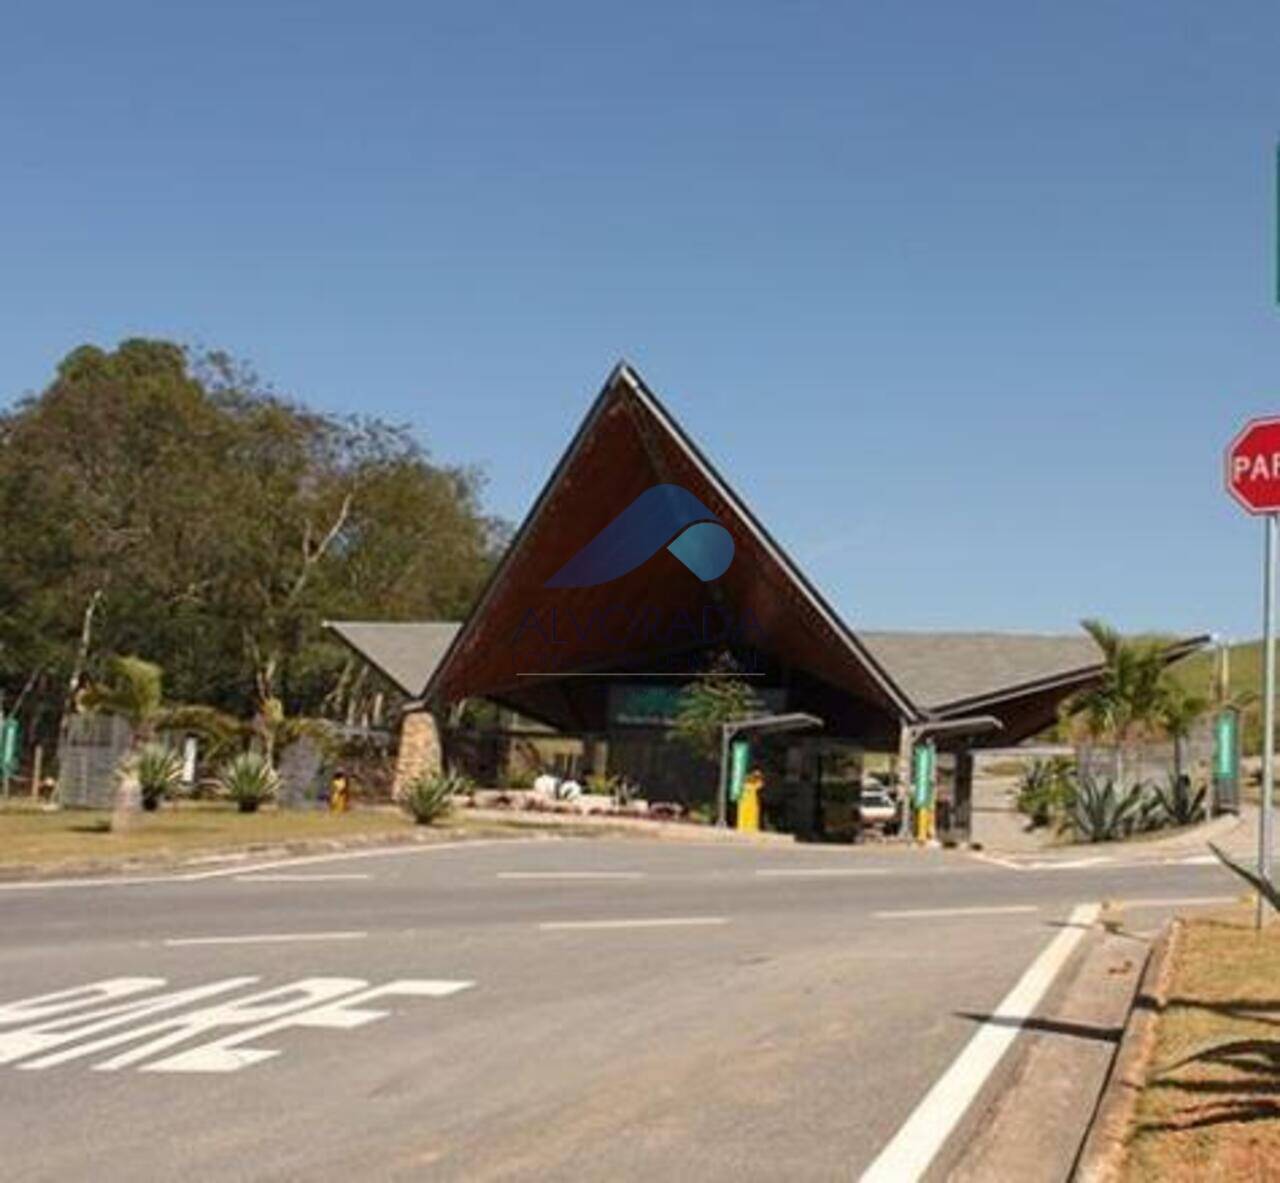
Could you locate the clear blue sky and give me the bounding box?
[3,1,1278,641]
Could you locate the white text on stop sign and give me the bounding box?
[1234,453,1280,482]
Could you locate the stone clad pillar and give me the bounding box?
[393,708,442,797]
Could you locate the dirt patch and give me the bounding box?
[1121,907,1280,1181]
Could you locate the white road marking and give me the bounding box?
[968,853,1025,871]
[0,976,474,1073]
[1118,895,1238,909]
[2,978,259,1066]
[754,868,889,878]
[538,917,728,931]
[234,873,372,883]
[497,871,645,880]
[874,905,1038,920]
[1024,857,1112,870]
[1173,855,1219,866]
[0,979,165,1027]
[140,980,473,1073]
[163,931,367,947]
[859,902,1100,1183]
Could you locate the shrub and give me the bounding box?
[1063,773,1146,842]
[1015,758,1074,829]
[217,750,278,813]
[1153,773,1208,827]
[127,743,184,812]
[402,771,470,825]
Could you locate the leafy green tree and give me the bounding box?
[0,339,500,754]
[672,676,763,762]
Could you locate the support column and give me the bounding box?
[896,722,913,839]
[393,708,442,798]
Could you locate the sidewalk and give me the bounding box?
[981,808,1252,864]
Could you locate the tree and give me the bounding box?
[80,654,239,828]
[1064,619,1169,784]
[0,340,500,753]
[1158,680,1209,788]
[672,676,763,763]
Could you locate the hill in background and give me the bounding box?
[1169,639,1263,754]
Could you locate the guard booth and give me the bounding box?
[933,749,975,845]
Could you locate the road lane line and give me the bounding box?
[163,931,368,947]
[967,853,1026,871]
[1119,895,1237,909]
[874,905,1039,920]
[754,868,889,878]
[538,917,728,931]
[860,902,1100,1183]
[498,871,642,879]
[234,873,372,883]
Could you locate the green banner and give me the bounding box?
[1214,709,1239,779]
[912,742,935,809]
[728,740,750,802]
[0,717,18,776]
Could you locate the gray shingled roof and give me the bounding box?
[324,621,461,698]
[328,616,1116,716]
[859,631,1104,712]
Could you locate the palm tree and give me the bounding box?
[81,656,164,830]
[1158,680,1209,789]
[82,655,239,829]
[1065,620,1168,784]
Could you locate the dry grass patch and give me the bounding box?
[0,801,422,870]
[1123,907,1280,1181]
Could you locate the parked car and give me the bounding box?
[855,786,899,833]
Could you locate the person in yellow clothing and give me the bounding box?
[329,769,350,813]
[737,768,764,832]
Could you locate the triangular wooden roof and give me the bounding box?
[423,363,920,732]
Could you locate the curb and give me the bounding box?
[1073,918,1182,1182]
[0,818,562,883]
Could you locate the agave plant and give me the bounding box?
[217,750,278,813]
[1153,772,1208,827]
[129,743,184,812]
[401,771,470,825]
[1063,773,1146,842]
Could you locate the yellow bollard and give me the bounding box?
[737,770,763,832]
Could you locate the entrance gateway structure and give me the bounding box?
[328,364,1205,840]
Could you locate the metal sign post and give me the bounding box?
[1224,421,1280,925]
[1262,514,1277,927]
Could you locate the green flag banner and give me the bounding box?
[729,740,750,803]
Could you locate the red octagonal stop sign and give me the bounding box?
[1227,417,1280,514]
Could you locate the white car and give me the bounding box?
[856,787,898,832]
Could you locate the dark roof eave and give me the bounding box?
[925,633,1211,719]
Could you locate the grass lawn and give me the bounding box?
[0,800,437,871]
[1122,907,1280,1181]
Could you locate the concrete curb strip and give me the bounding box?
[1073,919,1182,1182]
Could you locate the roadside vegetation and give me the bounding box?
[1121,907,1280,1181]
[0,337,501,807]
[1015,620,1226,843]
[0,800,421,870]
[401,771,471,825]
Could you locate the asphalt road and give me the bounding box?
[0,835,1245,1182]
